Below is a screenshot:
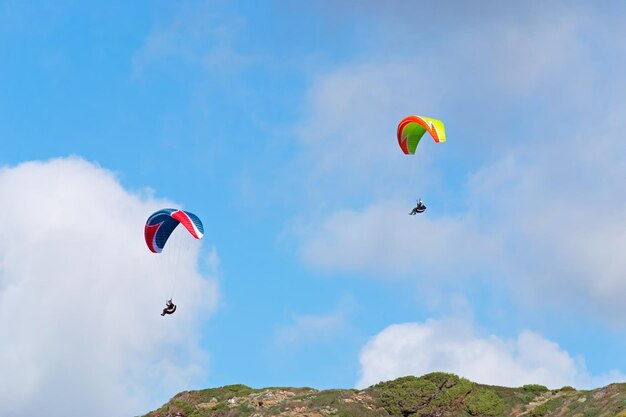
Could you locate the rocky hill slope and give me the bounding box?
[141,372,626,417]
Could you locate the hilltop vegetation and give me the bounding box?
[141,373,626,417]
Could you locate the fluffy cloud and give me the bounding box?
[298,200,503,279]
[357,319,625,389]
[465,114,626,318]
[0,157,218,417]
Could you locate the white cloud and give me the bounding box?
[465,116,626,319]
[0,157,218,417]
[357,319,625,389]
[297,200,503,279]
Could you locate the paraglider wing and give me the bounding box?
[397,115,446,155]
[144,208,204,253]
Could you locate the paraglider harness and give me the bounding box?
[161,299,177,316]
[410,199,426,215]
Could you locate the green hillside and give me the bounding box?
[141,373,626,417]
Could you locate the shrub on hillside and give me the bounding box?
[466,389,506,416]
[522,384,548,394]
[371,373,474,416]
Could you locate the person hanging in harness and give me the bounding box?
[409,199,426,215]
[161,299,177,316]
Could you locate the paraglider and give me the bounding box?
[145,208,204,316]
[161,299,177,316]
[409,199,426,215]
[397,115,445,214]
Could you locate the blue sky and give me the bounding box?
[2,1,626,416]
